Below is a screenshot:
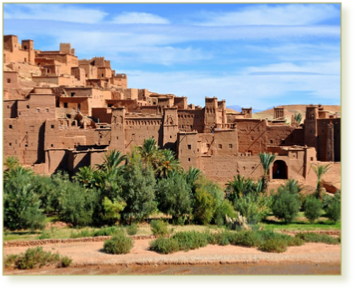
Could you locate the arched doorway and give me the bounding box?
[272,160,288,179]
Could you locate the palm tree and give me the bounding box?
[294,113,302,125]
[137,137,159,165]
[4,156,20,171]
[156,149,182,178]
[4,165,33,180]
[311,164,331,200]
[281,179,302,195]
[74,166,96,187]
[98,150,127,175]
[225,174,255,202]
[258,152,276,193]
[185,167,202,189]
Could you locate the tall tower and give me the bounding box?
[304,105,318,149]
[162,107,179,151]
[204,97,218,132]
[109,107,126,153]
[21,40,35,64]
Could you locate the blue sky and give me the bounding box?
[3,3,340,110]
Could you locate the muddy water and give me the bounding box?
[4,262,340,275]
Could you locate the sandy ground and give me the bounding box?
[3,238,341,275]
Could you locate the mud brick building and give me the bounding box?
[3,35,341,188]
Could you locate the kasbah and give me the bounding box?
[3,35,341,193]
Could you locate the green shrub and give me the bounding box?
[295,232,340,244]
[271,189,301,224]
[230,230,262,247]
[149,236,180,254]
[150,220,170,236]
[4,247,72,269]
[38,231,51,240]
[126,224,138,236]
[194,188,215,225]
[325,197,341,223]
[93,226,121,237]
[304,196,323,223]
[213,199,236,226]
[259,238,288,253]
[103,231,134,254]
[60,256,73,268]
[211,230,237,246]
[172,231,209,251]
[70,229,93,238]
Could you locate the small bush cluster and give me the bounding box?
[70,226,122,238]
[38,231,51,240]
[150,220,171,236]
[126,223,138,236]
[103,231,134,254]
[4,247,72,269]
[304,196,323,223]
[295,232,340,244]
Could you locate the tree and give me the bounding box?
[184,167,202,194]
[225,175,255,202]
[156,149,182,178]
[4,174,46,231]
[156,172,192,221]
[137,137,160,168]
[194,188,214,225]
[4,156,20,171]
[281,179,302,195]
[304,196,323,223]
[258,152,276,193]
[97,150,127,176]
[311,164,331,200]
[294,113,302,125]
[120,153,157,224]
[271,187,301,224]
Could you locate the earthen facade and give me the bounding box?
[3,35,340,189]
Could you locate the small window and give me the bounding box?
[281,140,285,144]
[9,125,12,129]
[7,78,11,83]
[188,144,191,150]
[252,166,255,170]
[25,144,28,147]
[26,105,30,109]
[99,135,102,138]
[51,144,53,147]
[311,157,314,161]
[270,140,273,144]
[24,45,27,50]
[251,136,254,141]
[37,108,40,113]
[9,143,12,146]
[229,144,232,148]
[46,108,49,113]
[170,135,172,139]
[188,158,191,162]
[64,103,68,108]
[51,125,54,129]
[219,144,222,149]
[71,92,75,97]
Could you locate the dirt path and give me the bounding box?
[3,238,341,275]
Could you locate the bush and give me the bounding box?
[38,231,51,240]
[103,231,134,254]
[150,220,170,236]
[149,236,180,254]
[304,196,323,223]
[60,256,72,268]
[172,231,209,251]
[126,224,138,236]
[259,238,288,253]
[271,189,301,224]
[234,193,271,224]
[4,174,46,231]
[213,199,236,226]
[325,196,341,223]
[193,188,215,224]
[295,232,340,245]
[70,229,93,238]
[93,226,121,237]
[4,247,71,269]
[230,230,263,247]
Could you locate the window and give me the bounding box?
[25,144,28,147]
[71,92,75,97]
[64,103,68,108]
[51,144,53,147]
[281,140,285,144]
[51,125,54,129]
[219,144,222,149]
[26,105,30,109]
[170,135,172,139]
[188,144,191,150]
[46,109,49,113]
[188,158,191,162]
[9,125,12,129]
[36,108,40,113]
[7,78,11,83]
[229,144,232,148]
[270,140,273,144]
[311,157,314,161]
[9,143,12,146]
[24,45,27,50]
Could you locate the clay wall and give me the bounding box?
[106,100,140,112]
[177,132,199,170]
[138,89,149,101]
[92,108,112,124]
[123,88,138,100]
[317,118,341,162]
[111,74,127,88]
[162,108,179,150]
[35,52,78,74]
[178,109,205,132]
[3,71,19,88]
[3,36,35,64]
[60,43,72,54]
[79,63,98,79]
[46,149,69,174]
[124,117,163,152]
[40,64,61,76]
[274,107,285,119]
[71,67,86,85]
[17,94,56,119]
[3,118,45,165]
[204,97,218,130]
[3,100,18,118]
[304,106,318,149]
[97,67,112,79]
[197,130,238,157]
[32,75,78,86]
[59,97,89,115]
[174,97,188,109]
[241,108,252,118]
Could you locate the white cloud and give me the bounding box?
[197,4,340,26]
[111,12,169,24]
[3,4,108,24]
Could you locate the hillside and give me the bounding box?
[252,104,341,123]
